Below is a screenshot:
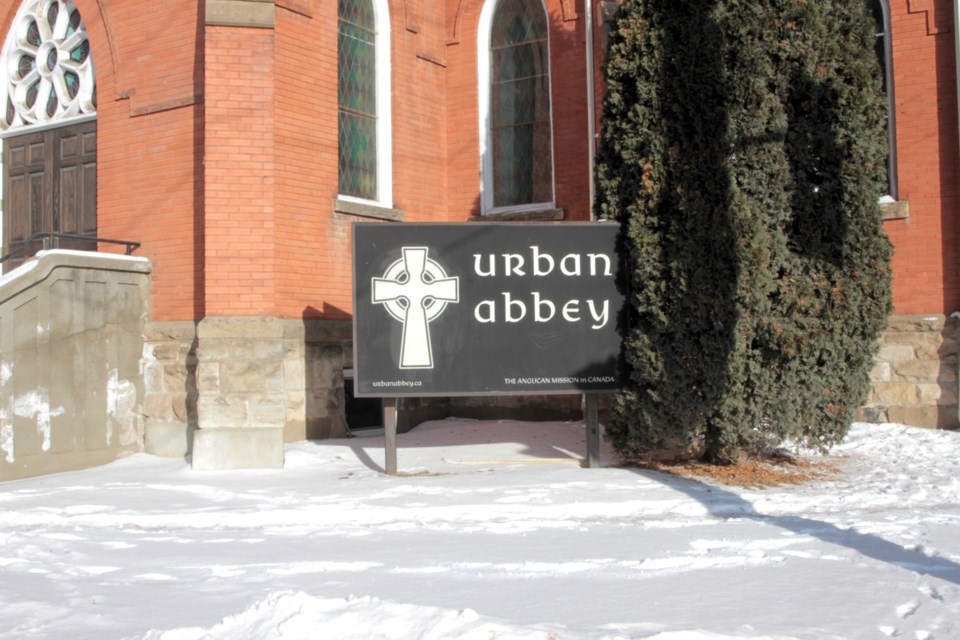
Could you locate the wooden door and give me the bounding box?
[2,120,96,268]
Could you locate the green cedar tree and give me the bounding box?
[596,0,893,463]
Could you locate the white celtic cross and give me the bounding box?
[372,247,459,369]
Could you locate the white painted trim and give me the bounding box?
[373,0,392,208]
[877,0,898,200]
[585,0,595,221]
[477,0,556,215]
[477,0,495,212]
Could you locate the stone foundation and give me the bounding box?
[142,321,198,457]
[142,316,588,467]
[860,314,959,429]
[142,317,353,468]
[139,312,958,472]
[195,317,355,468]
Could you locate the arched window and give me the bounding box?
[0,0,96,131]
[479,0,554,213]
[0,0,97,268]
[338,0,391,207]
[868,0,897,199]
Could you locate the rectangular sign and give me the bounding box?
[352,223,624,397]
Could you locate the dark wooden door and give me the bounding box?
[3,120,97,268]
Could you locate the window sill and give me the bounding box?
[334,198,404,222]
[880,199,909,221]
[470,208,564,222]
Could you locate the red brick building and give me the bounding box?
[0,0,956,469]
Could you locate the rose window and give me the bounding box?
[0,0,96,130]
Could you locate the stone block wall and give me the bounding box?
[284,320,354,441]
[195,317,287,433]
[141,321,198,457]
[861,314,959,429]
[136,311,959,472]
[191,317,352,439]
[143,316,353,468]
[141,314,586,465]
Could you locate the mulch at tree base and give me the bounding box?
[622,451,841,488]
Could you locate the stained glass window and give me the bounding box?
[0,0,96,131]
[338,0,378,201]
[489,0,553,209]
[867,0,897,198]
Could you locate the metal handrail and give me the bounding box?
[0,232,141,265]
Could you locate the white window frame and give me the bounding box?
[874,0,898,200]
[337,0,393,209]
[477,0,556,215]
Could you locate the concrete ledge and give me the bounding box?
[199,316,285,339]
[333,198,404,221]
[192,428,284,470]
[206,0,275,28]
[470,208,564,222]
[0,249,151,305]
[880,199,909,221]
[144,320,199,343]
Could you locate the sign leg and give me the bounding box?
[384,397,398,475]
[585,393,600,468]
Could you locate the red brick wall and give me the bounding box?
[273,4,341,319]
[391,1,449,225]
[445,1,483,218]
[886,0,960,315]
[547,4,590,221]
[98,104,204,321]
[67,0,203,322]
[203,25,276,317]
[272,0,453,320]
[3,0,598,322]
[9,0,954,322]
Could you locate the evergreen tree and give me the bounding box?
[596,0,893,463]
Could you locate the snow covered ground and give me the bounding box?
[1,419,959,640]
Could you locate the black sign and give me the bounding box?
[352,223,623,396]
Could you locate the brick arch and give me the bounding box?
[906,0,952,35]
[451,0,577,43]
[0,3,18,34]
[450,0,475,44]
[399,0,416,31]
[0,0,105,269]
[73,0,120,97]
[559,0,577,21]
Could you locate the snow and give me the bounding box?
[1,419,959,640]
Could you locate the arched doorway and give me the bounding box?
[0,0,96,269]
